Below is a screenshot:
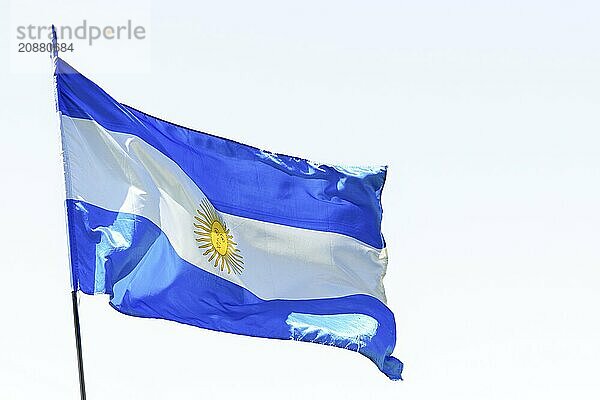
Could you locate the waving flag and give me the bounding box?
[54,56,403,380]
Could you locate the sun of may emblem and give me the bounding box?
[194,199,244,275]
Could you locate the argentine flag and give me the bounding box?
[54,56,403,380]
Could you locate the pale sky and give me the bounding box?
[1,1,599,399]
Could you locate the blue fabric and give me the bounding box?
[55,58,387,249]
[66,199,403,380]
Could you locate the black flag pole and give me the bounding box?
[52,24,87,400]
[71,290,87,400]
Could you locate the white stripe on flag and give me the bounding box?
[61,115,388,302]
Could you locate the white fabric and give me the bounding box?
[62,115,388,302]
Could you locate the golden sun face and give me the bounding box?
[194,199,244,275]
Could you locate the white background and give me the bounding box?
[1,1,599,399]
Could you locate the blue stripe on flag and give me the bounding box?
[56,59,387,249]
[66,199,402,380]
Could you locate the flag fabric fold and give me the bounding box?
[54,56,403,380]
